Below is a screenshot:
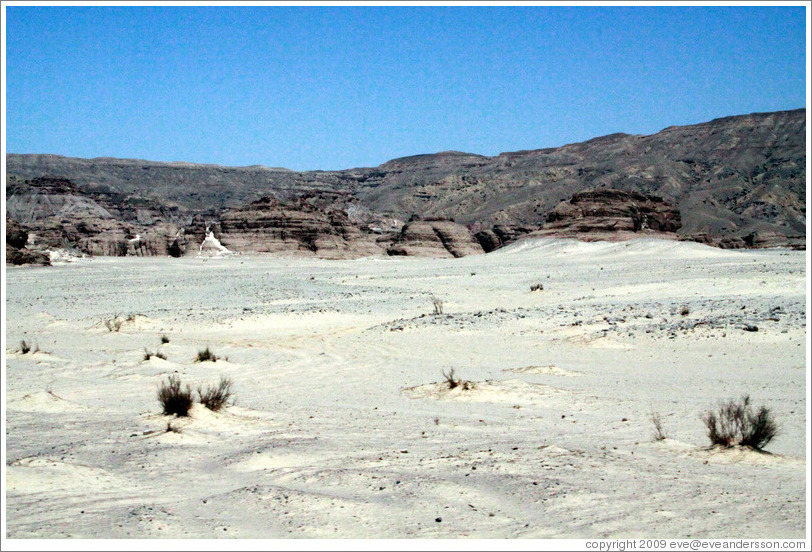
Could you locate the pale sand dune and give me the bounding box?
[403,379,570,404]
[7,390,87,413]
[3,238,807,541]
[507,364,583,377]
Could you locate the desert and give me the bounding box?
[4,5,808,545]
[4,237,807,539]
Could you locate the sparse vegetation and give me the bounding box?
[105,315,124,332]
[702,395,778,450]
[143,348,167,361]
[104,313,140,332]
[442,368,459,389]
[441,368,473,391]
[20,340,33,354]
[432,296,444,315]
[158,375,194,417]
[650,412,667,441]
[530,283,544,292]
[197,376,234,412]
[195,346,217,363]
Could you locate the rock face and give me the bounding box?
[6,217,28,248]
[6,109,805,253]
[5,176,182,259]
[216,196,385,259]
[539,189,682,238]
[349,110,805,249]
[6,216,50,266]
[387,217,485,258]
[6,244,50,266]
[714,231,805,250]
[474,225,537,253]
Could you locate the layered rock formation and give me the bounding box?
[216,196,385,259]
[5,175,183,258]
[6,109,806,257]
[536,189,682,240]
[387,217,484,258]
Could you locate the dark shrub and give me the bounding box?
[158,375,194,417]
[198,376,234,412]
[702,395,778,450]
[144,349,167,361]
[441,368,473,391]
[442,368,460,389]
[195,347,217,363]
[160,335,170,344]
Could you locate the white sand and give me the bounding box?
[3,238,808,541]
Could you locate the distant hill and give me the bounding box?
[5,108,806,260]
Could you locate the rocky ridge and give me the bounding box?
[5,109,806,262]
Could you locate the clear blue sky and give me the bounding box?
[4,4,808,171]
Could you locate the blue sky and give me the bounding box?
[4,4,808,171]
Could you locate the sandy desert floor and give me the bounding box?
[3,238,809,540]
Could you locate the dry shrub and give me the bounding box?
[158,374,193,417]
[432,296,444,315]
[105,315,124,332]
[160,335,170,344]
[143,349,167,361]
[195,346,217,363]
[197,376,234,412]
[530,283,544,292]
[441,368,473,391]
[702,395,778,450]
[650,412,667,441]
